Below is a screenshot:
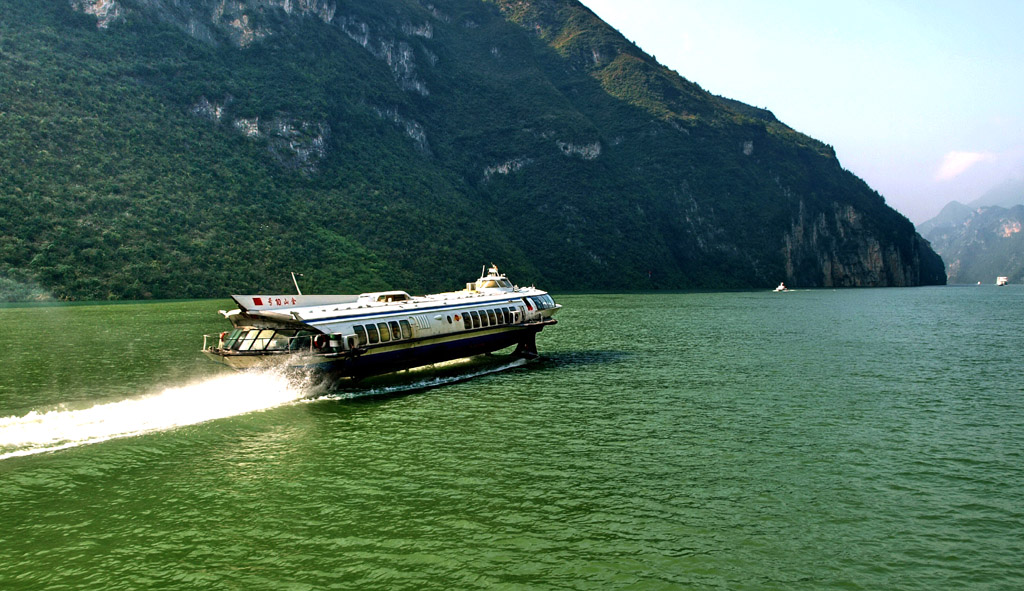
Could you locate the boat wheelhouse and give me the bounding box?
[202,266,559,379]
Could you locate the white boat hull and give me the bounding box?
[202,266,559,381]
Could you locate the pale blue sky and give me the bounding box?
[578,0,1024,222]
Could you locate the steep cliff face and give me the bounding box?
[0,0,944,299]
[786,202,944,287]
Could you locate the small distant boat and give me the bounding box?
[773,282,788,292]
[996,276,1008,286]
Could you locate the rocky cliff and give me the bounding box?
[919,202,1023,284]
[786,201,944,287]
[0,0,944,299]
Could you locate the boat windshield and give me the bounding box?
[224,329,314,351]
[478,278,512,289]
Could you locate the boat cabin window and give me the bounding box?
[531,294,556,310]
[487,310,497,325]
[267,330,295,351]
[291,331,314,350]
[352,320,413,345]
[477,278,512,289]
[470,311,480,329]
[223,329,243,349]
[462,314,471,330]
[226,329,314,352]
[376,293,410,303]
[248,329,275,351]
[502,307,511,324]
[237,330,259,351]
[478,310,489,327]
[229,330,243,349]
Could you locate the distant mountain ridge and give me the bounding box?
[917,201,975,237]
[918,176,1024,283]
[919,202,1024,284]
[0,0,944,300]
[969,177,1024,210]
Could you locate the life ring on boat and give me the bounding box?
[313,334,328,349]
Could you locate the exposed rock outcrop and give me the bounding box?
[556,141,601,160]
[70,0,124,28]
[72,0,336,45]
[373,107,431,154]
[785,201,943,286]
[919,202,1024,284]
[484,158,533,182]
[338,16,430,96]
[190,96,329,172]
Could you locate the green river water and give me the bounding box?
[1,288,1022,590]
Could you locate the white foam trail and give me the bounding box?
[0,369,310,460]
[1,356,532,459]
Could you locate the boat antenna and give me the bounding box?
[291,272,304,295]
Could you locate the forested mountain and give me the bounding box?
[0,0,945,300]
[918,202,1023,284]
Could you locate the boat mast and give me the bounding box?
[291,272,304,295]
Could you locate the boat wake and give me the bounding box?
[0,355,533,460]
[0,368,317,460]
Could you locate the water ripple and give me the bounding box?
[2,290,1024,589]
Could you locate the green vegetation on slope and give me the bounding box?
[0,0,943,300]
[920,204,1024,284]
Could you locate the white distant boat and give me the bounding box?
[996,276,1008,286]
[773,282,788,292]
